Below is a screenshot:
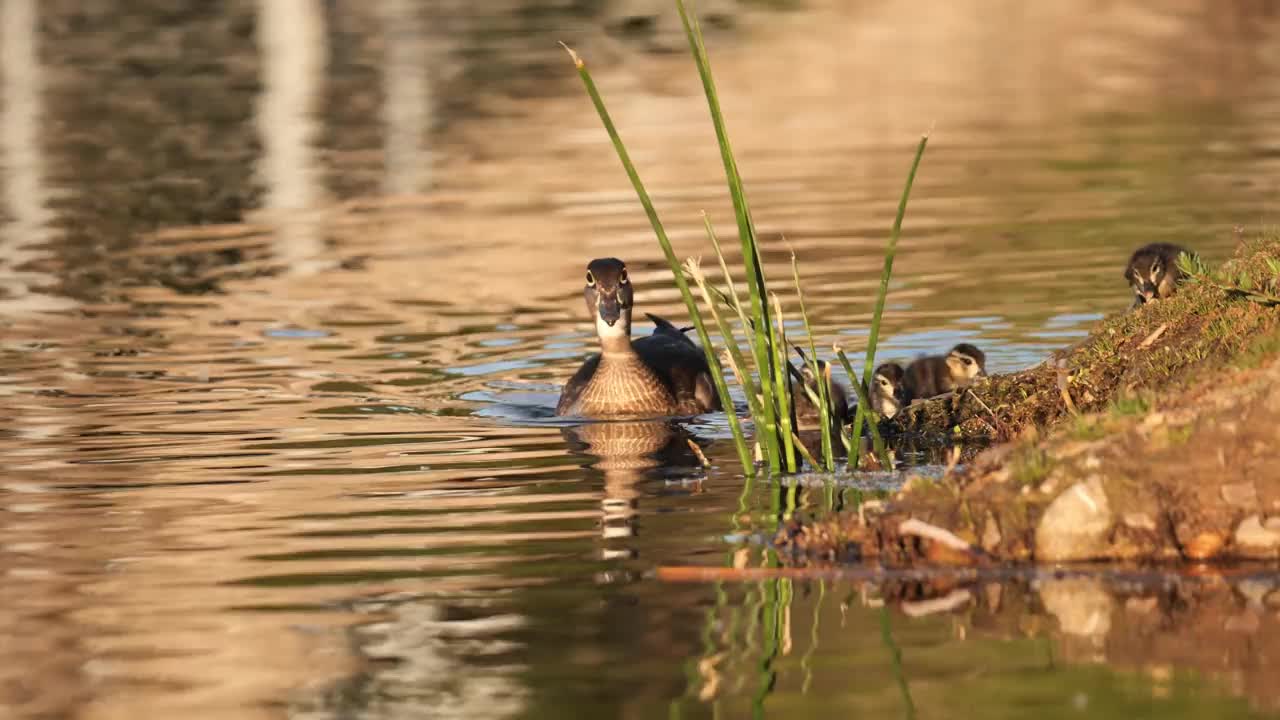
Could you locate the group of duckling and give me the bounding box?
[556,242,1190,428]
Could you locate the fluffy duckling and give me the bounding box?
[868,362,910,419]
[1124,242,1190,308]
[905,343,986,399]
[789,358,851,433]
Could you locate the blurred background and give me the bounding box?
[2,1,1280,718]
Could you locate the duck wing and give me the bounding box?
[633,332,722,412]
[555,353,601,415]
[646,312,695,339]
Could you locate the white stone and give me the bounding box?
[1036,477,1113,562]
[1235,515,1280,550]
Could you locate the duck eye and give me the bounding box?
[586,271,596,286]
[619,269,629,284]
[963,358,973,365]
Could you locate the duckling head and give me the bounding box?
[1124,243,1186,305]
[945,343,986,385]
[584,258,634,341]
[871,362,908,418]
[1125,252,1166,304]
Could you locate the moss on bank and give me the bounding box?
[889,237,1280,445]
[779,237,1280,565]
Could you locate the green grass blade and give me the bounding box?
[850,132,930,457]
[676,0,780,472]
[704,214,781,464]
[771,293,797,472]
[791,250,834,470]
[562,44,753,475]
[685,257,761,422]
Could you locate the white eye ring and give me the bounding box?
[619,270,629,284]
[586,271,596,286]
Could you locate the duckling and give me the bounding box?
[1124,242,1189,308]
[556,258,721,418]
[788,355,850,433]
[869,362,909,419]
[904,343,986,399]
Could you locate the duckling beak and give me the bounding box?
[597,294,622,327]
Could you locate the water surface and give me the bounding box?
[3,0,1280,717]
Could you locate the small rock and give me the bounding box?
[1235,515,1280,552]
[1083,454,1101,470]
[1140,412,1168,431]
[1220,482,1258,509]
[1036,477,1113,562]
[1123,513,1157,531]
[982,512,1002,551]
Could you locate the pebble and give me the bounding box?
[1235,515,1280,552]
[1220,482,1258,509]
[1036,477,1113,561]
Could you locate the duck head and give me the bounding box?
[583,258,635,343]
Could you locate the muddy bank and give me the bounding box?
[781,238,1280,564]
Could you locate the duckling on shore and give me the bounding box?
[869,362,910,419]
[1124,242,1190,308]
[904,343,986,399]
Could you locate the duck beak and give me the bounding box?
[597,294,621,327]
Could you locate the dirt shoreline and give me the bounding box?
[779,237,1280,565]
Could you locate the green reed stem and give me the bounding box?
[834,346,891,469]
[702,215,781,462]
[562,44,753,475]
[790,432,820,470]
[791,251,834,470]
[850,132,930,459]
[676,0,782,473]
[770,293,796,473]
[687,257,757,418]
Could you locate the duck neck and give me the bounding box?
[596,312,634,357]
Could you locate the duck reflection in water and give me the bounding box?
[561,420,706,563]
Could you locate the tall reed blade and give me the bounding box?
[675,0,783,472]
[791,251,834,471]
[849,132,930,461]
[770,293,797,473]
[703,214,781,464]
[561,44,753,475]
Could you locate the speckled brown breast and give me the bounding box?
[574,354,677,417]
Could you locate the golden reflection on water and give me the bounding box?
[1,0,1280,718]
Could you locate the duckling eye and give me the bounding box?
[1151,260,1162,276]
[619,269,629,284]
[586,271,596,286]
[962,357,973,366]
